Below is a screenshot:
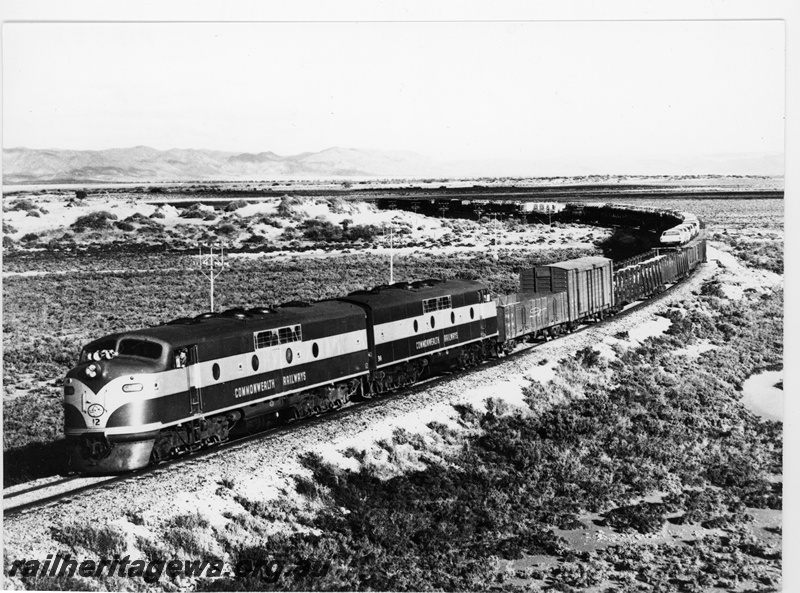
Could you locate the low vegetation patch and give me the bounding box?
[51,524,127,557]
[195,284,781,591]
[71,211,118,231]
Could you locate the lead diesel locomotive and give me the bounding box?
[65,279,499,471]
[65,228,706,473]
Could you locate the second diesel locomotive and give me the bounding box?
[65,227,707,473]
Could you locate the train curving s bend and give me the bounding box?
[64,203,706,473]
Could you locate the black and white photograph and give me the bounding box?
[1,2,793,591]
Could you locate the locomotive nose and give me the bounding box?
[63,375,106,426]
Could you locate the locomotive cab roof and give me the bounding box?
[340,278,488,308]
[83,300,367,353]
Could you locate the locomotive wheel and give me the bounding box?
[150,447,164,465]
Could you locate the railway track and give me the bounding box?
[2,263,706,518]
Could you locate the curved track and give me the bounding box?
[3,263,702,517]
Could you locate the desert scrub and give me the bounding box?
[6,198,38,212]
[731,239,783,274]
[197,287,781,590]
[51,523,127,557]
[597,532,780,591]
[224,199,249,211]
[600,501,670,534]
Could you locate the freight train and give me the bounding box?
[64,212,707,473]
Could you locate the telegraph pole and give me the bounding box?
[198,243,226,312]
[438,203,449,219]
[384,225,395,284]
[410,201,420,224]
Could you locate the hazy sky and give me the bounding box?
[2,20,785,162]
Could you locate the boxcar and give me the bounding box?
[520,256,614,322]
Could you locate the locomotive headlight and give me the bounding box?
[122,383,143,392]
[85,364,98,378]
[87,403,105,418]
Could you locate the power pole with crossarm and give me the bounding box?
[198,243,226,312]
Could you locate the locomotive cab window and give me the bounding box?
[80,339,117,363]
[118,339,163,360]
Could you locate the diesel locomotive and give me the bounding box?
[64,280,499,471]
[64,208,707,473]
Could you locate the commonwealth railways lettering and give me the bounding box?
[283,371,307,386]
[234,371,308,398]
[234,379,276,399]
[415,336,440,350]
[443,331,459,343]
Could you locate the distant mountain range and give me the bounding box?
[1,146,784,184]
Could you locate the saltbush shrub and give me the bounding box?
[9,199,37,211]
[215,223,237,236]
[115,221,136,232]
[71,211,118,230]
[51,523,127,557]
[244,234,267,244]
[224,199,248,212]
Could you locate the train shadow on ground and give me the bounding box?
[3,440,68,488]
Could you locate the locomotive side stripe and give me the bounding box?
[67,363,370,435]
[373,301,498,345]
[376,334,491,369]
[66,328,369,411]
[164,328,368,398]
